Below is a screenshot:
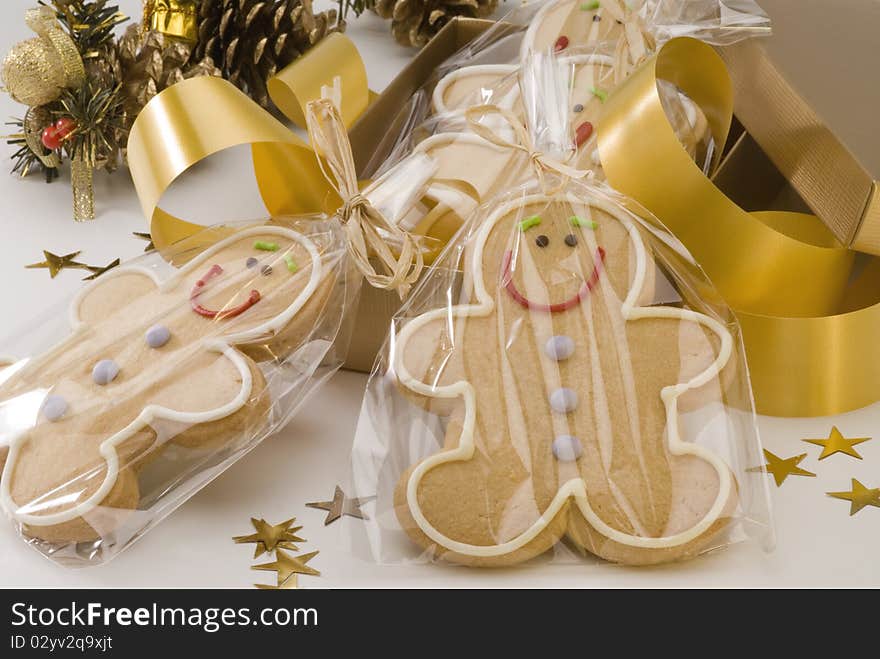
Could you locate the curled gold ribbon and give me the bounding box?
[464,104,589,194]
[597,37,880,417]
[128,33,370,255]
[306,98,423,297]
[25,7,85,91]
[128,34,422,296]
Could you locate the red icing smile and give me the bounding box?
[190,264,261,319]
[502,248,605,313]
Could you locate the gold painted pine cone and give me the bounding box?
[372,0,499,48]
[191,0,341,109]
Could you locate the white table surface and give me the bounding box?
[0,0,877,588]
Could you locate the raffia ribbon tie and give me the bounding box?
[305,97,423,298]
[465,104,589,194]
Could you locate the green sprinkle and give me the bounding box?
[284,254,298,273]
[570,216,598,229]
[519,215,542,231]
[254,241,279,252]
[581,1,601,10]
[590,87,608,103]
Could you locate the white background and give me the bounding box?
[0,0,877,588]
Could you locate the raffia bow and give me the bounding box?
[305,98,423,298]
[464,104,589,194]
[601,0,655,85]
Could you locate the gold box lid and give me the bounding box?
[718,0,880,253]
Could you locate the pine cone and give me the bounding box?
[112,24,221,162]
[372,0,498,48]
[192,0,341,110]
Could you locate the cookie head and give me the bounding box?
[179,232,320,340]
[502,211,605,314]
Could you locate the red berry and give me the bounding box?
[554,35,570,52]
[575,121,594,147]
[41,125,61,151]
[54,117,76,140]
[40,117,76,151]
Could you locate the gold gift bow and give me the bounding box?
[128,32,369,253]
[464,104,589,193]
[25,7,85,91]
[597,36,880,417]
[305,97,423,297]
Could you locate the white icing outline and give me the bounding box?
[2,226,324,527]
[394,192,734,556]
[432,64,518,116]
[431,54,615,119]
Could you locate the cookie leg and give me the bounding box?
[22,466,140,545]
[566,455,737,566]
[394,422,569,567]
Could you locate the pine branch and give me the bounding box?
[58,81,125,168]
[40,0,128,60]
[5,118,61,182]
[339,0,369,21]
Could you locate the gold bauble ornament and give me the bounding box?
[1,7,85,107]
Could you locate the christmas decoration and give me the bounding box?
[749,450,816,487]
[370,0,500,48]
[144,0,198,42]
[189,0,346,110]
[25,250,92,278]
[827,479,880,516]
[253,548,320,588]
[803,427,871,461]
[306,485,372,525]
[233,517,305,559]
[1,1,220,220]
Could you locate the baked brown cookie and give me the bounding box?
[392,192,737,566]
[0,226,337,544]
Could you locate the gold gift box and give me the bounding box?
[717,0,880,254]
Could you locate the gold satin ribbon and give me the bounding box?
[597,37,880,417]
[465,104,589,193]
[306,98,423,297]
[127,32,370,254]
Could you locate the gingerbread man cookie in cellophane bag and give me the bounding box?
[352,180,772,567]
[0,219,352,559]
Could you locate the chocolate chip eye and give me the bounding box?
[535,235,550,248]
[261,265,273,276]
[246,257,258,269]
[564,234,578,247]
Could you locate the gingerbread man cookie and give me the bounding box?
[521,0,633,58]
[392,192,737,566]
[0,225,337,544]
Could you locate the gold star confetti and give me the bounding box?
[748,450,816,487]
[233,517,305,559]
[133,232,155,252]
[253,549,320,588]
[82,258,121,281]
[827,479,880,516]
[306,485,372,525]
[25,251,91,278]
[803,426,871,461]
